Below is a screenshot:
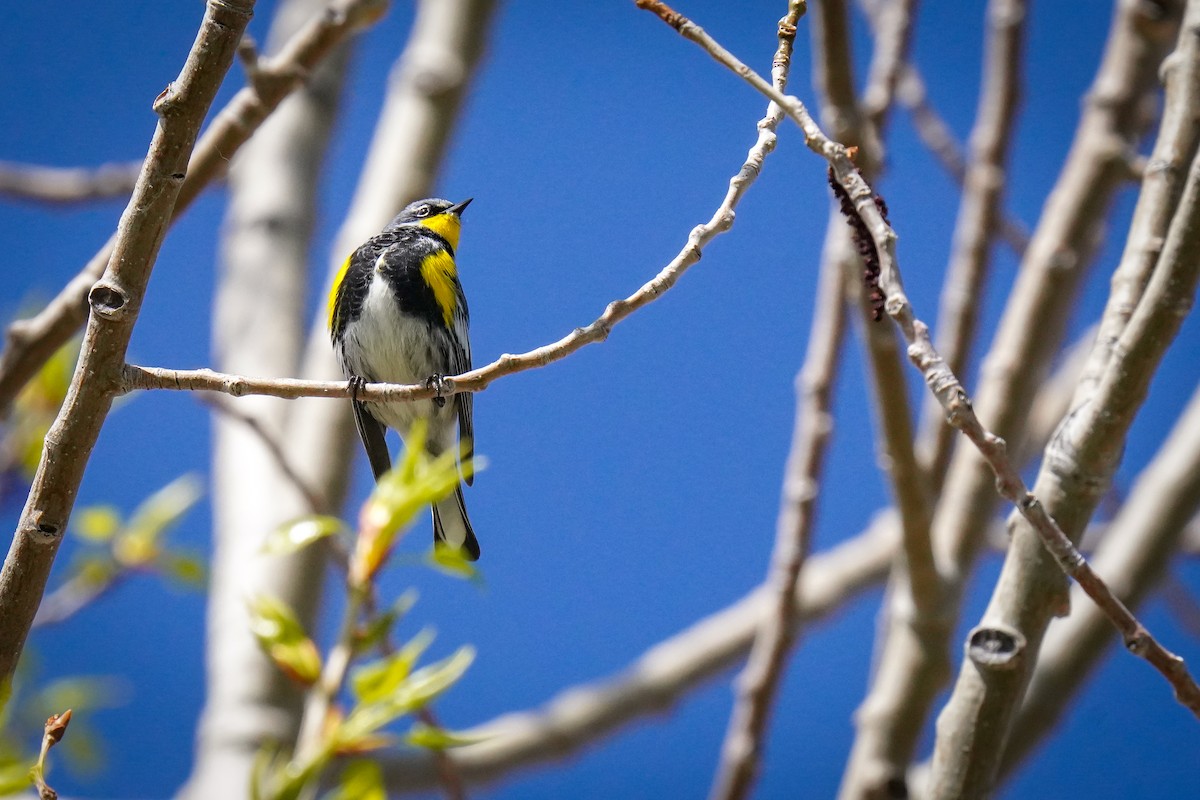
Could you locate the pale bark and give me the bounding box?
[180,0,352,796]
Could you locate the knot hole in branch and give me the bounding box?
[89,283,128,320]
[965,624,1026,671]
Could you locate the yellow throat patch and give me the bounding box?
[418,212,462,250]
[420,249,459,327]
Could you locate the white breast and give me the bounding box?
[337,272,453,436]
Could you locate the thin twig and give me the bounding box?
[0,0,388,415]
[120,66,817,410]
[0,0,256,694]
[0,161,142,204]
[811,0,947,792]
[918,0,1027,490]
[705,7,843,787]
[200,395,326,513]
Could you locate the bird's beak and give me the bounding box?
[449,198,473,216]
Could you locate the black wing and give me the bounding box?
[352,400,392,481]
[450,280,474,485]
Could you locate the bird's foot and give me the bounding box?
[349,374,367,402]
[427,374,448,408]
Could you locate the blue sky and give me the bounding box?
[2,1,1198,797]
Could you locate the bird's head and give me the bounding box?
[386,197,472,250]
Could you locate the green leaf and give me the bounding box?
[405,721,488,751]
[34,676,128,714]
[334,646,474,751]
[72,555,117,588]
[161,552,207,588]
[119,474,204,556]
[397,645,475,709]
[352,424,480,585]
[262,516,345,556]
[0,760,32,795]
[247,596,322,685]
[72,506,122,543]
[350,628,435,705]
[325,760,385,800]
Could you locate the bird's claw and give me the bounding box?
[349,375,367,402]
[428,374,448,408]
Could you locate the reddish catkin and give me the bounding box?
[828,167,889,321]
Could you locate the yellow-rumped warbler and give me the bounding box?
[328,197,479,560]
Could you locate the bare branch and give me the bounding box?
[808,2,949,793]
[809,0,864,147]
[1002,385,1200,780]
[0,160,141,204]
[201,396,325,513]
[1074,4,1200,402]
[931,17,1200,797]
[935,0,1178,580]
[0,0,387,415]
[918,0,1028,489]
[860,0,917,133]
[0,0,255,692]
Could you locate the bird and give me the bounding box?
[328,197,479,560]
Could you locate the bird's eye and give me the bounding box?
[416,205,431,217]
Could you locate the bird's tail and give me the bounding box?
[432,483,480,561]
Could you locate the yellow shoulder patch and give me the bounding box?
[418,212,462,250]
[420,249,459,327]
[328,253,353,331]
